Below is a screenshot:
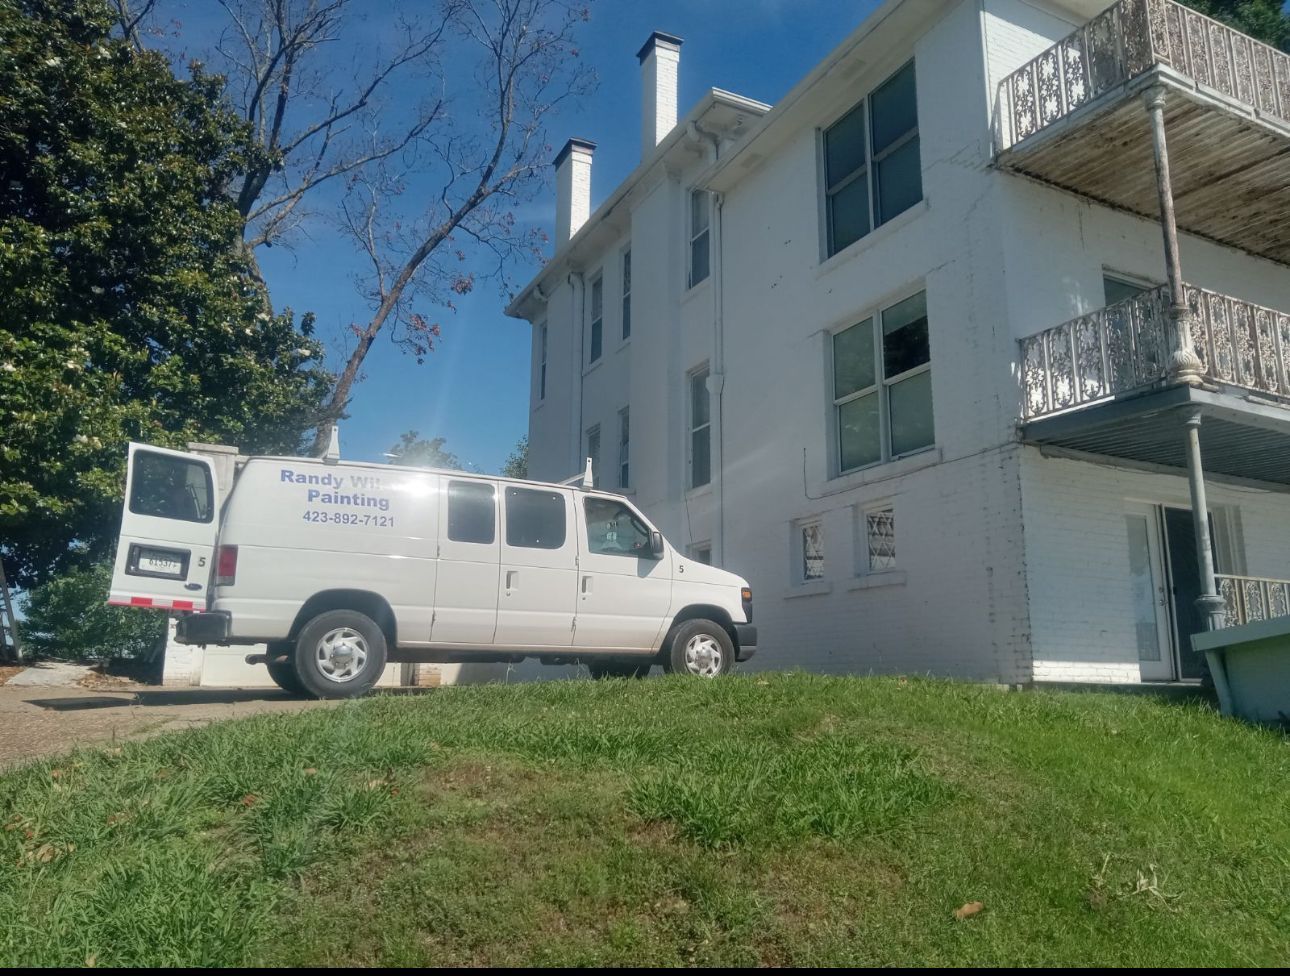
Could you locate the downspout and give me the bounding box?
[692,121,726,565]
[568,271,586,477]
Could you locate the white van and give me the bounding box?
[108,442,756,698]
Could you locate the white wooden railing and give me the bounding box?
[997,0,1290,151]
[1217,574,1290,628]
[1020,285,1290,421]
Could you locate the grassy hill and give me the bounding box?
[1,674,1287,966]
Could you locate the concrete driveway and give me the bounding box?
[0,683,341,770]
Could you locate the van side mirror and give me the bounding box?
[649,531,665,559]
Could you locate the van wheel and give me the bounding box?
[293,610,387,700]
[265,644,305,696]
[663,620,734,678]
[587,660,651,679]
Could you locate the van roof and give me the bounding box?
[242,454,626,497]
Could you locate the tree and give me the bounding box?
[388,431,462,470]
[115,0,595,453]
[501,435,528,479]
[20,561,168,661]
[1183,1,1289,52]
[0,0,333,588]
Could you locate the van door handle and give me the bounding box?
[506,570,518,592]
[582,575,592,595]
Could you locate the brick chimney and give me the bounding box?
[638,31,683,159]
[553,137,595,246]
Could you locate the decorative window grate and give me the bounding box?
[802,522,824,581]
[866,509,896,572]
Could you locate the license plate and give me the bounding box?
[139,551,184,576]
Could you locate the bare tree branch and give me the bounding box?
[108,0,159,51]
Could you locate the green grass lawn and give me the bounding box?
[1,674,1287,966]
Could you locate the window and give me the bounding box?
[504,486,566,549]
[589,274,603,364]
[618,408,630,489]
[865,507,896,571]
[689,190,710,288]
[129,452,213,523]
[833,290,933,472]
[689,367,711,489]
[621,250,632,340]
[688,543,712,565]
[801,521,824,581]
[1103,272,1149,307]
[824,60,921,257]
[538,322,548,401]
[446,480,495,544]
[584,497,651,558]
[586,425,600,488]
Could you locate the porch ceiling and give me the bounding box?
[1020,385,1290,485]
[996,70,1290,267]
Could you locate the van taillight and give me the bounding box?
[216,545,238,586]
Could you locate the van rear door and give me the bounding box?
[108,443,219,612]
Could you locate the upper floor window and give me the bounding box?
[589,274,603,364]
[824,60,921,258]
[621,250,632,340]
[1103,272,1150,307]
[537,322,547,401]
[618,407,630,489]
[689,190,710,288]
[832,289,933,473]
[689,366,711,489]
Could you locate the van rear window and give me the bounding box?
[129,452,213,523]
[504,487,566,550]
[447,481,495,544]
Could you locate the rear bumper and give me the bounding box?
[175,611,230,645]
[733,623,757,661]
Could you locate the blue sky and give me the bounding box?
[175,0,882,471]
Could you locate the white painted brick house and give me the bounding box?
[506,0,1290,686]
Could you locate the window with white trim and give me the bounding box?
[621,250,632,340]
[832,289,933,473]
[618,407,630,489]
[537,322,547,401]
[688,543,712,565]
[800,520,824,581]
[689,190,710,288]
[823,60,921,258]
[689,367,710,489]
[865,507,896,572]
[585,425,600,488]
[589,273,603,364]
[1103,271,1151,307]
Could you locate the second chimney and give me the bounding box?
[553,137,595,246]
[638,31,683,159]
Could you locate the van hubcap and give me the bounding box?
[683,634,723,677]
[316,628,368,683]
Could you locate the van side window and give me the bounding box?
[447,481,495,544]
[505,487,566,549]
[129,452,213,523]
[584,497,650,557]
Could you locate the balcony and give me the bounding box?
[1217,574,1290,628]
[995,0,1290,266]
[1018,286,1290,485]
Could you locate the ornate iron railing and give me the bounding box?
[997,0,1290,151]
[1217,574,1290,627]
[1020,285,1290,420]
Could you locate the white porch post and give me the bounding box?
[1145,86,1203,383]
[1180,409,1227,636]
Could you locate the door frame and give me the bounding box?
[1126,502,1174,681]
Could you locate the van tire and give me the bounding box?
[587,660,651,680]
[266,648,306,696]
[663,619,734,678]
[293,610,388,700]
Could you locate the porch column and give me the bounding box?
[1145,86,1202,383]
[1180,409,1227,634]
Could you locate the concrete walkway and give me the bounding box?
[4,661,97,688]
